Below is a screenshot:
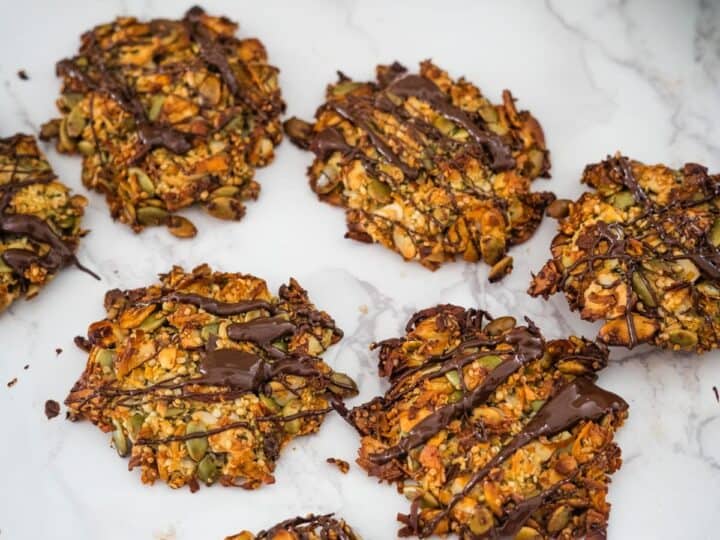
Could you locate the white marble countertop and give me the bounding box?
[1,0,719,538]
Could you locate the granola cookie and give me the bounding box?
[530,155,720,352]
[342,305,627,539]
[284,61,553,278]
[226,514,360,540]
[41,7,284,237]
[65,265,357,491]
[0,134,95,312]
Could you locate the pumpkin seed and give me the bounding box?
[480,236,505,265]
[445,369,461,390]
[546,198,571,219]
[477,355,503,370]
[282,400,302,434]
[484,316,516,336]
[530,399,545,412]
[58,118,75,151]
[0,258,12,273]
[315,163,340,194]
[468,507,494,535]
[488,255,513,282]
[448,390,464,403]
[138,312,166,332]
[710,218,720,247]
[96,348,115,373]
[631,270,656,307]
[479,106,499,124]
[432,115,456,136]
[201,323,219,340]
[185,421,209,461]
[205,196,242,220]
[367,178,392,203]
[259,394,280,413]
[547,504,572,533]
[211,185,240,199]
[283,117,313,147]
[668,329,698,349]
[167,215,197,238]
[66,105,86,137]
[77,140,95,156]
[698,281,720,298]
[419,490,439,508]
[515,526,542,540]
[331,81,363,96]
[128,413,144,440]
[224,114,245,133]
[329,372,358,395]
[129,167,155,195]
[147,95,165,121]
[611,191,635,210]
[402,484,421,500]
[61,92,84,109]
[137,206,168,226]
[197,454,219,484]
[112,421,129,457]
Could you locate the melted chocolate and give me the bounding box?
[385,73,515,172]
[196,348,270,390]
[162,292,275,316]
[227,317,296,358]
[420,377,628,536]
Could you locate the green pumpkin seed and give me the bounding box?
[200,323,219,340]
[259,394,280,413]
[402,484,421,501]
[271,339,288,352]
[185,421,208,461]
[112,421,129,457]
[147,95,165,121]
[282,400,302,434]
[331,81,363,96]
[224,114,245,133]
[432,115,456,136]
[419,490,440,508]
[445,369,461,390]
[211,185,240,199]
[477,355,504,370]
[631,270,656,307]
[197,454,219,484]
[468,507,494,535]
[0,257,13,273]
[129,167,155,195]
[709,218,720,247]
[96,348,115,373]
[58,118,75,151]
[164,407,185,418]
[329,372,358,395]
[128,413,144,440]
[61,92,84,109]
[515,527,542,540]
[698,281,720,298]
[484,316,516,336]
[138,312,166,332]
[530,399,546,412]
[480,236,505,266]
[136,206,168,226]
[367,178,392,203]
[547,505,572,533]
[66,105,86,138]
[611,191,635,210]
[448,390,463,403]
[479,106,499,124]
[668,329,698,349]
[77,140,95,156]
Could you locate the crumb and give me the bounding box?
[23,365,29,370]
[45,399,61,419]
[17,70,28,80]
[358,304,368,315]
[55,348,63,355]
[74,335,91,352]
[714,386,719,403]
[326,457,350,474]
[7,378,17,388]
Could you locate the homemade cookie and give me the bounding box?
[65,265,357,491]
[343,305,627,539]
[0,133,94,312]
[285,61,553,278]
[226,514,360,540]
[530,155,720,352]
[41,7,284,237]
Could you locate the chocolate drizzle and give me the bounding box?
[161,292,275,316]
[420,377,628,536]
[257,513,357,540]
[368,325,544,465]
[0,139,98,282]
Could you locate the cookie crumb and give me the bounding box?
[713,386,719,403]
[326,457,350,474]
[55,348,63,355]
[7,377,17,388]
[45,399,61,419]
[358,304,368,315]
[23,364,29,370]
[74,335,92,352]
[17,70,28,80]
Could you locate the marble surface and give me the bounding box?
[1,0,719,538]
